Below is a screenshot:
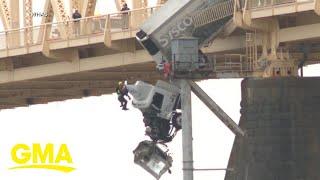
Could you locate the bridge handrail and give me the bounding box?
[0,5,162,33]
[0,5,162,50]
[247,0,313,9]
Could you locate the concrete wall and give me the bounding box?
[225,77,320,180]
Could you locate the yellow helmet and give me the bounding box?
[118,81,123,86]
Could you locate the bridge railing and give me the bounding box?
[247,0,313,9]
[46,6,160,41]
[170,53,251,78]
[108,6,160,31]
[0,25,42,49]
[0,6,161,51]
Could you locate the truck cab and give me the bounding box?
[136,0,234,64]
[127,80,181,120]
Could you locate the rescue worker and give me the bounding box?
[120,3,130,29]
[72,9,82,36]
[116,81,131,110]
[120,3,130,13]
[163,61,172,79]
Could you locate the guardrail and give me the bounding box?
[213,54,251,72]
[170,53,251,77]
[247,0,313,9]
[0,6,161,51]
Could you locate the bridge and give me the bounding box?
[0,0,319,109]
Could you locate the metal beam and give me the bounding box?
[203,23,320,54]
[70,0,83,15]
[7,0,20,48]
[219,19,237,38]
[50,0,70,22]
[45,71,159,81]
[279,23,320,42]
[0,99,28,106]
[202,35,247,53]
[23,0,33,45]
[0,0,21,49]
[114,0,124,11]
[0,50,152,84]
[82,0,97,17]
[41,0,54,24]
[24,96,84,105]
[0,80,118,90]
[42,47,79,62]
[132,0,148,29]
[0,87,115,98]
[80,0,97,35]
[132,0,148,8]
[0,58,13,71]
[9,0,19,29]
[179,79,194,180]
[0,87,123,109]
[156,0,167,5]
[50,0,70,38]
[0,0,11,29]
[106,39,136,52]
[38,0,54,43]
[36,0,71,41]
[188,80,245,137]
[0,104,28,110]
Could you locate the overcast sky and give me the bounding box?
[0,0,319,180]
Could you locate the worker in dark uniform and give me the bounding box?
[120,3,130,14]
[116,81,131,110]
[120,3,130,29]
[72,9,82,36]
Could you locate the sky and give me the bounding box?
[0,0,319,180]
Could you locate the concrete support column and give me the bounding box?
[179,79,194,180]
[225,77,320,180]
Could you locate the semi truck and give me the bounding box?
[136,0,234,65]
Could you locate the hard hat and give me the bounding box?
[145,126,152,134]
[118,81,123,85]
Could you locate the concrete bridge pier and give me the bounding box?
[225,77,320,180]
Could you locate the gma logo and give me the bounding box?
[9,143,75,173]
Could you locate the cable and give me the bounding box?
[183,168,234,171]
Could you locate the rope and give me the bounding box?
[183,168,234,171]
